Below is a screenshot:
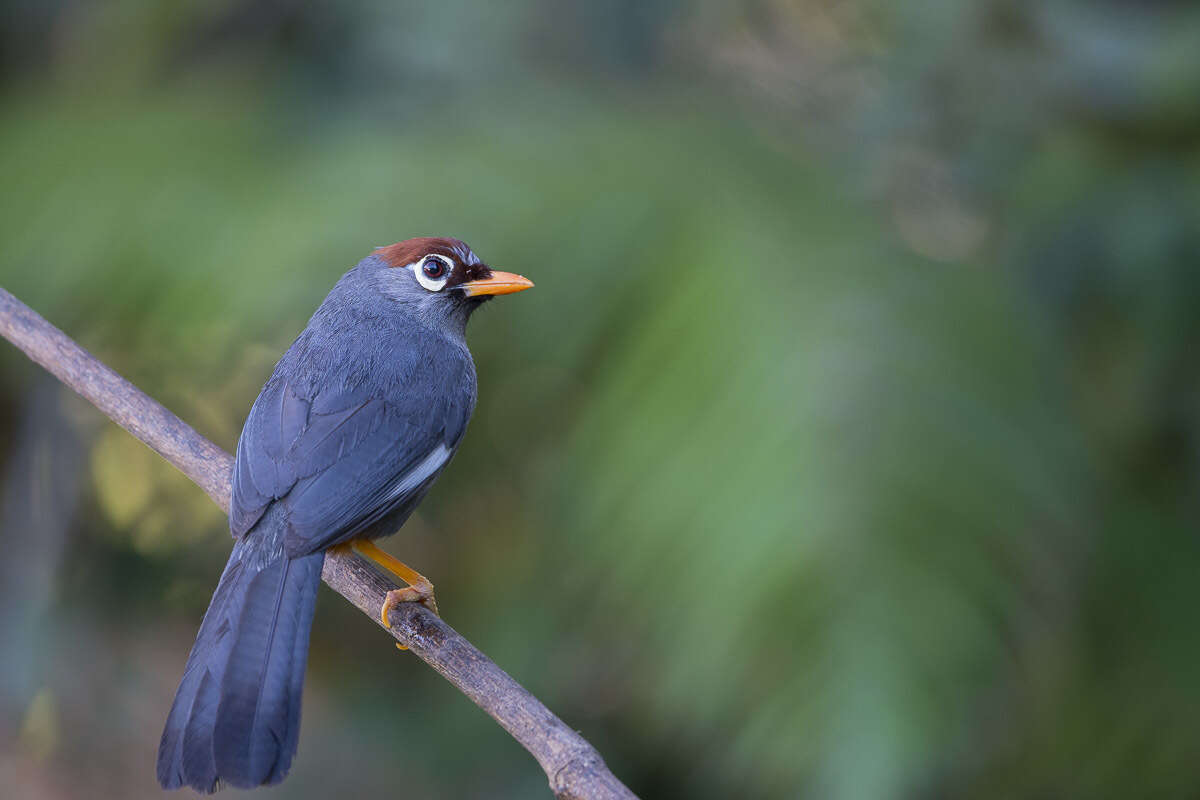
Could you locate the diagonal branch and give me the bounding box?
[0,287,636,800]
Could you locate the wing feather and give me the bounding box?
[229,329,475,550]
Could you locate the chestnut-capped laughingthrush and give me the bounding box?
[157,238,533,792]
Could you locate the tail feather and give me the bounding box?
[157,538,323,792]
[179,668,221,789]
[158,551,247,791]
[214,552,322,785]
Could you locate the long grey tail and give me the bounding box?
[157,537,324,793]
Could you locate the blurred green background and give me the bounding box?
[2,1,1200,798]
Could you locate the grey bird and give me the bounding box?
[157,237,533,792]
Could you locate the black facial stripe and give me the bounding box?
[446,261,492,288]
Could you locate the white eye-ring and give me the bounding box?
[413,254,452,292]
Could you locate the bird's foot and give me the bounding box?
[349,539,440,651]
[382,582,439,651]
[382,580,438,622]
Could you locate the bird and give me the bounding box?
[157,237,533,792]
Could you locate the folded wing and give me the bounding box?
[229,333,475,553]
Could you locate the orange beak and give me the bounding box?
[460,270,535,298]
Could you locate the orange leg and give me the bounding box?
[349,540,439,650]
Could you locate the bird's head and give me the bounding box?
[366,237,533,333]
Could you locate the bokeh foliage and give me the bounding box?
[2,1,1199,798]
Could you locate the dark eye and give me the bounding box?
[422,258,448,279]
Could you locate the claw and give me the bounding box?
[349,539,440,652]
[381,585,437,626]
[381,586,439,651]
